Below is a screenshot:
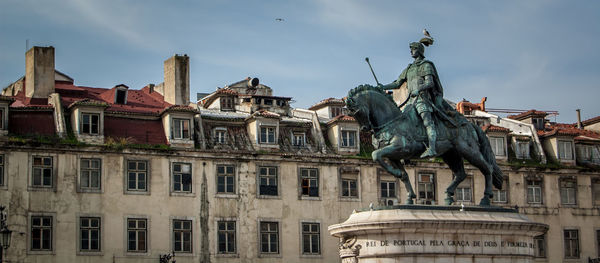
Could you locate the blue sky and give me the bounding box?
[1,0,599,123]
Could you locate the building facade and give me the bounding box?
[0,46,599,262]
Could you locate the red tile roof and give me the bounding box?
[582,116,600,126]
[507,110,548,120]
[327,114,356,125]
[482,124,510,133]
[309,97,345,110]
[248,109,280,119]
[537,122,600,140]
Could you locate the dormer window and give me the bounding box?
[259,126,276,144]
[489,136,506,157]
[558,140,573,160]
[172,118,190,139]
[115,86,128,104]
[292,132,305,147]
[214,128,227,144]
[264,99,273,106]
[532,118,544,130]
[221,97,234,111]
[341,130,357,148]
[331,106,343,118]
[81,113,100,135]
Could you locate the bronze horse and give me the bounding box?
[345,85,503,206]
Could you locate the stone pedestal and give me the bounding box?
[328,205,548,263]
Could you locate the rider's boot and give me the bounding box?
[420,113,438,158]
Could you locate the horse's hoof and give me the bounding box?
[444,197,454,205]
[479,197,491,206]
[405,199,414,205]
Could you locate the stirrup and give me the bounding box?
[420,147,437,158]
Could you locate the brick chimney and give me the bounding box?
[163,55,189,105]
[25,46,55,98]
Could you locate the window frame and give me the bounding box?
[489,136,506,157]
[380,180,397,199]
[515,140,530,159]
[78,216,102,254]
[80,112,100,135]
[292,132,306,147]
[559,177,577,206]
[78,157,102,192]
[455,176,473,203]
[220,96,234,111]
[330,106,342,118]
[259,125,277,144]
[171,162,193,195]
[216,219,237,256]
[492,177,509,203]
[300,221,321,256]
[340,130,357,148]
[126,217,149,254]
[299,167,320,199]
[258,220,280,256]
[558,140,574,160]
[216,164,236,196]
[526,178,543,205]
[115,88,128,104]
[29,214,54,253]
[125,159,149,194]
[0,154,5,188]
[563,228,580,259]
[257,165,279,198]
[593,177,600,207]
[30,155,55,190]
[417,172,436,204]
[534,234,546,258]
[213,127,227,144]
[172,219,193,254]
[171,118,191,140]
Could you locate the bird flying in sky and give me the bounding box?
[275,18,284,22]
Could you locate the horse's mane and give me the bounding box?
[347,84,396,105]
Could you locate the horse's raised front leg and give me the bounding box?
[441,150,467,206]
[390,159,416,204]
[372,145,415,204]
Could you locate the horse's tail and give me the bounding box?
[474,123,504,189]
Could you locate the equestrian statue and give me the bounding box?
[347,32,503,206]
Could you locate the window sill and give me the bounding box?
[300,196,321,201]
[124,190,150,195]
[27,186,56,192]
[78,188,103,193]
[27,250,55,255]
[172,251,194,257]
[300,253,322,258]
[125,251,150,257]
[216,253,239,258]
[258,253,282,258]
[77,251,103,256]
[170,192,196,197]
[216,193,238,199]
[339,197,361,202]
[257,195,280,199]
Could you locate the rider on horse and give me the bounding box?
[381,40,444,158]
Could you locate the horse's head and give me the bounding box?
[345,96,372,132]
[346,84,399,133]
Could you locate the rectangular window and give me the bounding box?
[527,179,542,204]
[380,180,396,198]
[0,154,4,186]
[560,179,577,205]
[173,219,192,253]
[221,97,234,110]
[127,160,147,191]
[489,136,506,156]
[292,133,305,147]
[127,218,147,252]
[172,163,192,193]
[532,118,544,130]
[172,118,190,139]
[259,126,276,144]
[341,130,356,148]
[32,156,53,187]
[0,108,4,129]
[534,234,546,258]
[300,168,319,197]
[564,229,579,259]
[260,222,279,254]
[80,158,101,190]
[341,179,358,198]
[593,178,600,206]
[217,221,236,254]
[217,165,235,194]
[456,177,472,202]
[116,89,127,104]
[558,140,573,160]
[301,223,320,255]
[516,141,530,159]
[259,166,278,196]
[418,173,435,204]
[31,216,52,251]
[492,179,508,203]
[81,113,100,135]
[597,229,600,258]
[80,217,101,252]
[330,106,342,118]
[214,128,227,144]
